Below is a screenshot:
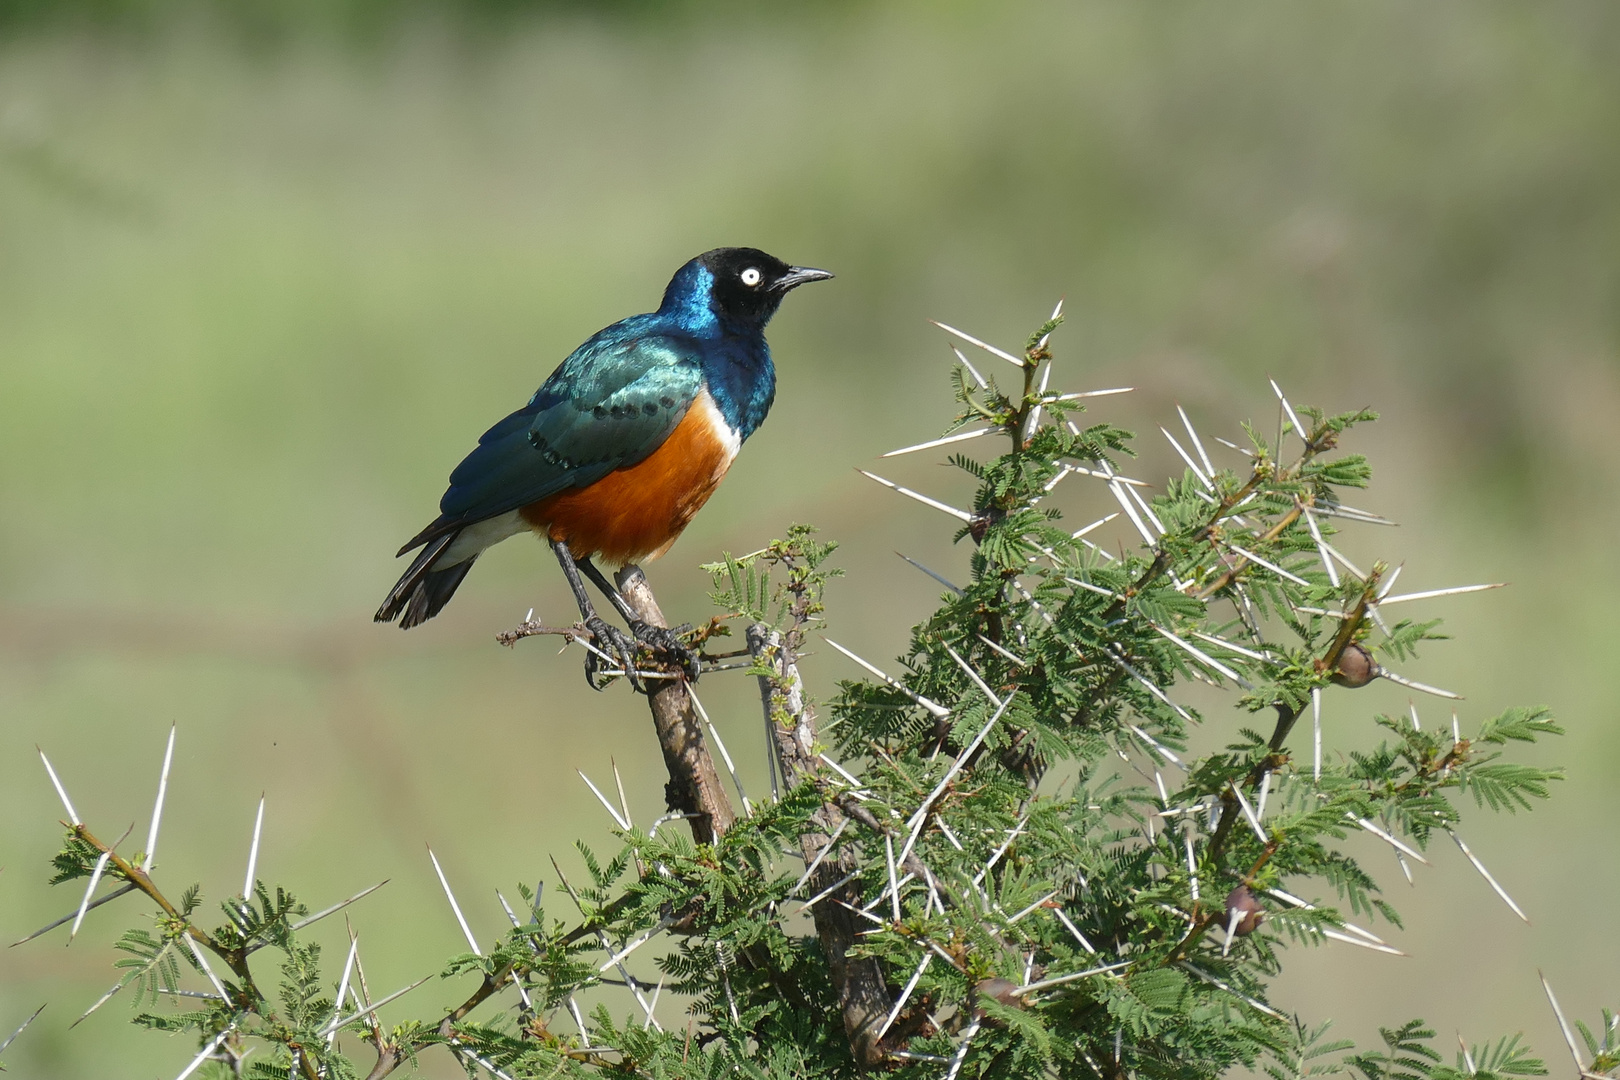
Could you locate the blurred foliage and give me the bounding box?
[0,0,701,38]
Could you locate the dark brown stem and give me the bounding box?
[747,623,892,1070]
[615,565,737,844]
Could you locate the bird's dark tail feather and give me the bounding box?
[374,530,476,629]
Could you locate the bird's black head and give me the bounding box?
[661,247,833,330]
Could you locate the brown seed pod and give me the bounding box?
[972,977,1026,1020]
[1331,642,1379,688]
[974,977,1022,1008]
[1223,886,1265,937]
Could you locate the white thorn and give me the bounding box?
[823,637,951,718]
[1177,404,1215,477]
[1377,668,1463,700]
[1317,927,1408,956]
[1352,816,1430,865]
[1449,831,1529,923]
[1315,502,1396,526]
[274,880,389,940]
[1269,379,1308,443]
[788,820,848,897]
[1105,646,1196,731]
[1320,539,1366,581]
[882,427,996,458]
[174,1026,234,1080]
[1312,688,1323,782]
[241,795,265,901]
[1378,584,1507,605]
[940,641,1005,708]
[792,870,859,916]
[1013,960,1132,996]
[597,920,671,973]
[1024,361,1054,439]
[876,953,932,1041]
[427,847,480,955]
[1541,972,1587,1074]
[185,935,231,1002]
[931,320,1024,367]
[944,1017,983,1080]
[1231,785,1268,844]
[1009,890,1060,924]
[817,753,871,797]
[1185,833,1200,903]
[1162,427,1214,490]
[69,851,112,943]
[611,759,632,830]
[566,996,589,1042]
[1106,477,1156,545]
[1065,465,1151,486]
[1072,512,1120,540]
[855,470,974,523]
[950,345,987,389]
[323,976,433,1036]
[884,835,902,922]
[1128,722,1186,766]
[975,633,1028,666]
[643,974,665,1030]
[1126,482,1167,535]
[688,687,753,817]
[1190,631,1272,663]
[972,814,1028,888]
[327,933,361,1049]
[1054,907,1097,953]
[1153,626,1251,687]
[577,770,632,830]
[145,724,176,869]
[897,552,964,595]
[1302,508,1339,588]
[0,1005,46,1056]
[1179,962,1285,1019]
[37,748,80,825]
[1053,387,1133,401]
[1224,543,1312,587]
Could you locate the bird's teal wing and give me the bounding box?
[430,325,705,533]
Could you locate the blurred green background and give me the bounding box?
[2,1,1617,1075]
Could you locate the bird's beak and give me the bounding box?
[772,266,835,292]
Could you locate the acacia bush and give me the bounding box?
[9,313,1615,1080]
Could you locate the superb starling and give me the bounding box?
[376,247,832,685]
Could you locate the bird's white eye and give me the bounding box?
[740,267,762,287]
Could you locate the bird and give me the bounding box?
[375,247,832,687]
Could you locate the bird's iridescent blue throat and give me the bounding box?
[659,260,774,440]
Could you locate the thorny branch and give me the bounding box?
[19,316,1585,1080]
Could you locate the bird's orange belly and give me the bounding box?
[520,392,739,566]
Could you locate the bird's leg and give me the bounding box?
[576,557,644,626]
[551,538,643,692]
[578,557,701,682]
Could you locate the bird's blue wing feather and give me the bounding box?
[437,323,705,525]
